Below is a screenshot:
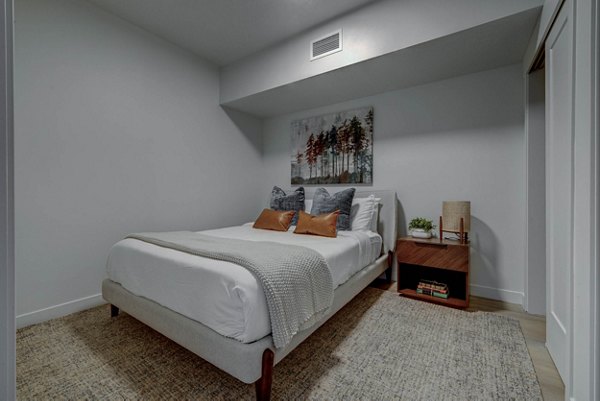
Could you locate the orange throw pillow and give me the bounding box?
[294,210,339,238]
[253,209,296,231]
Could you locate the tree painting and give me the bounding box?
[291,107,373,184]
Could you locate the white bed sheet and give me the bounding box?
[106,223,382,343]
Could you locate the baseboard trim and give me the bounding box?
[15,286,523,328]
[470,284,524,305]
[17,293,105,329]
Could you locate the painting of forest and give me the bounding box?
[291,107,373,185]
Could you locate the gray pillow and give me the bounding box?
[270,186,305,225]
[310,188,356,231]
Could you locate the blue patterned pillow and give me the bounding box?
[270,186,305,225]
[310,188,356,231]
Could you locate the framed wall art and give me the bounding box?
[291,106,373,185]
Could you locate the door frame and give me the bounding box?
[544,0,574,382]
[569,0,599,399]
[593,1,599,399]
[0,0,14,399]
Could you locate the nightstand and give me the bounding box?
[396,237,469,309]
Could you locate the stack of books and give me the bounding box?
[416,280,449,299]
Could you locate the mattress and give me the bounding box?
[106,223,382,343]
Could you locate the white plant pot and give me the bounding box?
[410,229,432,239]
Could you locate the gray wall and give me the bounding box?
[14,0,264,324]
[262,64,526,303]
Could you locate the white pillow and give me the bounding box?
[304,199,313,213]
[350,195,378,231]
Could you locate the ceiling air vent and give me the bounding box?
[310,29,342,61]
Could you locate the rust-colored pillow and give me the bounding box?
[253,209,295,231]
[294,210,339,238]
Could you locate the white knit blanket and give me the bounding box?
[127,231,334,348]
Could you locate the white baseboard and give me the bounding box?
[15,286,523,328]
[17,293,105,329]
[470,284,524,306]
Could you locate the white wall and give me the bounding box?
[14,0,264,326]
[262,64,526,303]
[220,0,542,104]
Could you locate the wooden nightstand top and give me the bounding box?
[397,237,469,273]
[397,236,469,247]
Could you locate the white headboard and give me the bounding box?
[285,188,398,254]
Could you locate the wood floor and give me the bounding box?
[371,281,565,401]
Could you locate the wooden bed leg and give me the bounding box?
[255,349,274,401]
[110,304,119,317]
[384,266,393,283]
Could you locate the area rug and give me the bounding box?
[17,288,542,400]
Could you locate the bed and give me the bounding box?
[102,190,397,400]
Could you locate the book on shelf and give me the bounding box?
[417,279,448,292]
[417,280,450,299]
[417,289,450,299]
[417,287,448,294]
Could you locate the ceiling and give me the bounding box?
[87,0,378,66]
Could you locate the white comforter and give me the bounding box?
[106,223,382,343]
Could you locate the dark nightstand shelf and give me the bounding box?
[397,237,470,309]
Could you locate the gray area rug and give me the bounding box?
[17,288,542,400]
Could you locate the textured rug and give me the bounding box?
[17,288,542,400]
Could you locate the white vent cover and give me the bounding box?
[310,29,342,61]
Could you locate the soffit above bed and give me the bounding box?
[220,6,542,117]
[85,0,378,66]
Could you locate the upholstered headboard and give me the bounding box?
[285,188,398,254]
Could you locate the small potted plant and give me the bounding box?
[408,217,435,239]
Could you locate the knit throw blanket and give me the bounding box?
[127,231,334,348]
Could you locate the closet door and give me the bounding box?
[545,0,573,382]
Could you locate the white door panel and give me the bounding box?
[545,0,573,383]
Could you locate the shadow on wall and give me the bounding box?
[396,198,407,238]
[469,216,499,287]
[371,67,523,141]
[222,106,262,153]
